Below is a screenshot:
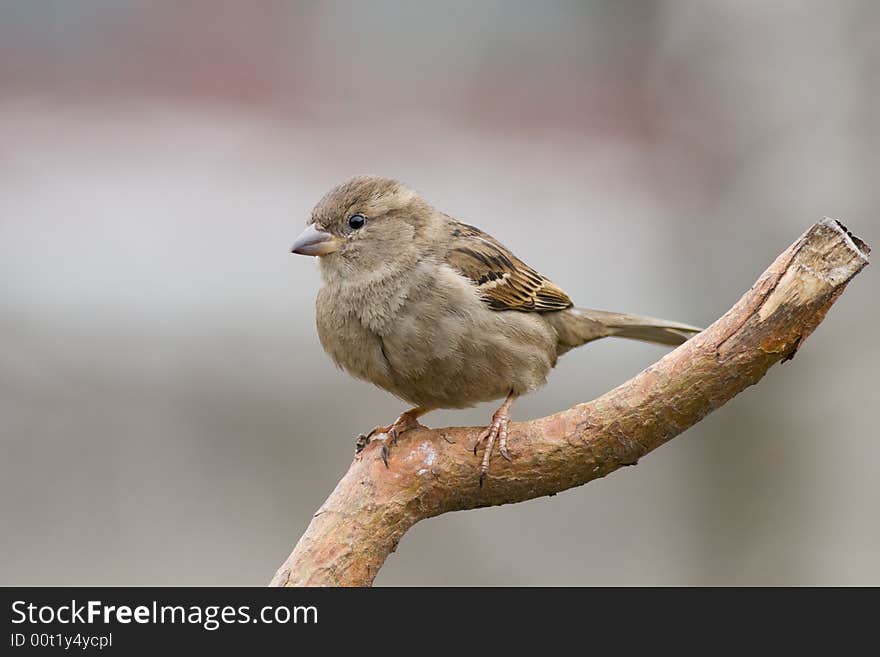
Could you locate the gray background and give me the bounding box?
[1,1,877,585]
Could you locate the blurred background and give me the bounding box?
[1,0,877,586]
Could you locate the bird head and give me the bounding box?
[291,176,431,282]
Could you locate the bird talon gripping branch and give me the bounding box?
[360,407,430,467]
[291,176,701,482]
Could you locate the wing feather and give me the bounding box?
[444,221,572,312]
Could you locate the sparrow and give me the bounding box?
[291,176,701,484]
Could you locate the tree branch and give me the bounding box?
[271,218,870,587]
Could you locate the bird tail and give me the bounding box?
[547,307,702,355]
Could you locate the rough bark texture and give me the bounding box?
[271,218,869,587]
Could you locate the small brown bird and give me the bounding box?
[291,176,701,484]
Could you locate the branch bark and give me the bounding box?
[271,218,870,587]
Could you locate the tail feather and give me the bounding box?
[547,307,702,354]
[577,307,703,347]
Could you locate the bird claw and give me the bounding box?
[473,405,512,485]
[369,425,400,468]
[358,410,425,467]
[354,425,395,460]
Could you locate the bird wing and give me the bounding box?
[443,221,573,312]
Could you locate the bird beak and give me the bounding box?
[290,224,342,256]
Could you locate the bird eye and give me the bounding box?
[348,213,366,230]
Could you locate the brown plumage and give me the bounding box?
[291,176,702,483]
[445,221,573,312]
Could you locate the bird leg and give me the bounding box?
[356,407,432,467]
[473,392,516,487]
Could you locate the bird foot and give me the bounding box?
[355,411,425,466]
[473,403,513,487]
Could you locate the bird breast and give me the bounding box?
[315,261,558,409]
